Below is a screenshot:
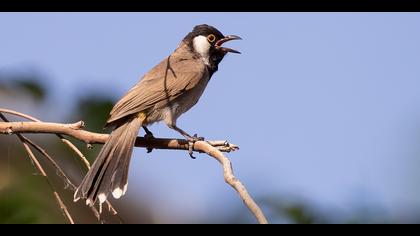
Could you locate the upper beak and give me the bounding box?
[215,35,242,54]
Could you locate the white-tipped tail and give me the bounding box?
[98,193,107,204]
[73,117,141,208]
[112,188,123,199]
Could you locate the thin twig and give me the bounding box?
[194,141,268,224]
[20,136,76,189]
[0,113,75,224]
[0,109,267,224]
[0,110,123,223]
[53,191,75,224]
[0,108,42,122]
[0,108,92,169]
[59,137,91,169]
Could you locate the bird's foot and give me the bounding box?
[187,134,205,159]
[144,131,155,153]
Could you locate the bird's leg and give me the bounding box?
[168,124,204,159]
[143,126,154,137]
[143,126,155,153]
[169,125,204,141]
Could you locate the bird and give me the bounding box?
[73,24,241,208]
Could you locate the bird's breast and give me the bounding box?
[164,73,210,126]
[143,69,211,127]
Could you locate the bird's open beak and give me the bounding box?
[215,35,242,54]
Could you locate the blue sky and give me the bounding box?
[1,13,420,222]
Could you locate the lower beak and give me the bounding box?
[215,35,242,54]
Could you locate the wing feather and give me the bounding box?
[106,55,206,125]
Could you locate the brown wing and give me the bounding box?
[106,55,207,126]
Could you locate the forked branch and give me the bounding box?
[0,108,267,224]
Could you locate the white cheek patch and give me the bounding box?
[193,35,211,65]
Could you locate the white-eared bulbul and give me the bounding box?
[74,24,241,208]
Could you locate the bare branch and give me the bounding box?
[0,108,92,169]
[0,121,239,153]
[0,108,42,122]
[0,111,123,223]
[0,113,75,224]
[59,136,91,169]
[21,136,76,189]
[194,141,268,224]
[53,191,75,224]
[0,109,267,224]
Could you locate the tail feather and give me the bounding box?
[111,127,137,198]
[74,117,142,207]
[95,128,130,201]
[110,154,130,198]
[110,118,144,198]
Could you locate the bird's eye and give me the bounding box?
[207,34,216,43]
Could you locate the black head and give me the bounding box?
[183,24,241,73]
[183,24,225,43]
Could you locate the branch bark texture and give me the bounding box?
[0,110,267,224]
